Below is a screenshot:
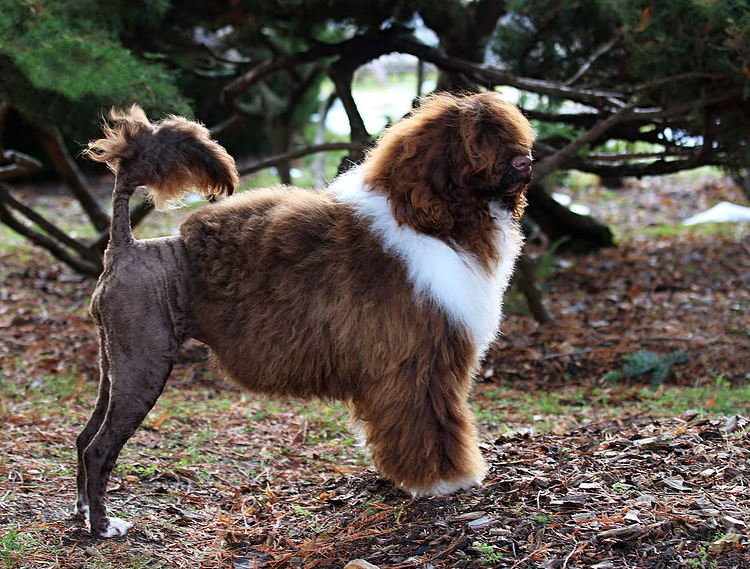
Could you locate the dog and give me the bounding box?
[75,92,535,538]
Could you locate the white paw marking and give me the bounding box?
[407,471,485,498]
[100,516,133,538]
[74,502,90,520]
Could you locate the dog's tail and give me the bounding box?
[84,105,238,247]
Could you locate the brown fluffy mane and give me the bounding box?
[362,92,535,265]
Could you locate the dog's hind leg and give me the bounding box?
[74,329,111,521]
[82,334,175,538]
[82,266,188,538]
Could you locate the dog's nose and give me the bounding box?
[512,155,532,174]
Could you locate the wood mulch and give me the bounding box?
[1,171,749,567]
[205,414,750,569]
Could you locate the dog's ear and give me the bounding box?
[391,181,454,236]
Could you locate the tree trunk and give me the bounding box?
[514,254,553,324]
[526,183,614,252]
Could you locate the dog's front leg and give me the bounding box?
[353,374,486,497]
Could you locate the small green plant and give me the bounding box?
[1,530,23,568]
[712,375,730,390]
[608,350,689,386]
[611,481,630,494]
[532,514,553,526]
[535,236,571,281]
[474,542,503,565]
[686,543,718,569]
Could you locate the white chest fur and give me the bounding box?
[330,168,523,358]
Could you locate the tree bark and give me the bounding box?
[526,183,614,252]
[514,254,553,324]
[33,124,111,232]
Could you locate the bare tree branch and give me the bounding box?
[0,183,97,259]
[33,123,111,232]
[0,184,101,274]
[237,142,370,176]
[533,97,643,182]
[328,65,371,150]
[564,33,621,86]
[385,36,627,107]
[0,150,43,181]
[572,153,720,178]
[216,33,631,131]
[219,41,342,114]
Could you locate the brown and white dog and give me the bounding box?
[77,92,534,538]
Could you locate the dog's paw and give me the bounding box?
[406,471,485,498]
[73,502,89,521]
[88,516,133,538]
[102,517,133,538]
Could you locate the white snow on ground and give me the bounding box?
[683,201,750,225]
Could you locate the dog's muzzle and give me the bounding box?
[512,155,533,180]
[497,154,533,193]
[510,155,533,190]
[476,155,533,208]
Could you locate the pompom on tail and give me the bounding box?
[84,105,238,210]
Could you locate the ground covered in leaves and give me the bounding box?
[1,170,749,568]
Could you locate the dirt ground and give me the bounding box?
[0,170,748,568]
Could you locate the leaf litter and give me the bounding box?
[0,171,749,568]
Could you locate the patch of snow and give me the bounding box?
[682,201,750,225]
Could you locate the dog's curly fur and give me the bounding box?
[76,92,534,538]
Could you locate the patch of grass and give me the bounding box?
[636,221,747,240]
[0,226,27,254]
[1,530,25,569]
[474,377,750,437]
[638,375,750,416]
[303,401,352,443]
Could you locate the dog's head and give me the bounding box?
[362,92,535,259]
